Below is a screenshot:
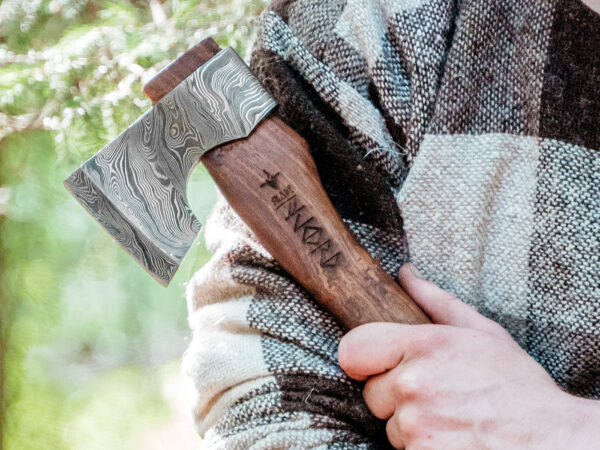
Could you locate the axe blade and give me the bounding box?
[65,48,276,285]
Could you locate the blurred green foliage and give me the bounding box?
[0,1,268,448]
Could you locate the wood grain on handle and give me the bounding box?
[144,38,430,328]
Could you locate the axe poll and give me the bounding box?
[65,38,429,329]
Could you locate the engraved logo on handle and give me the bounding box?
[260,170,280,189]
[260,169,342,268]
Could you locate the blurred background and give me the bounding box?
[0,0,268,448]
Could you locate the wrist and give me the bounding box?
[559,392,600,449]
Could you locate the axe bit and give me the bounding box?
[65,38,429,329]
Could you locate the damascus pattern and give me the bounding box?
[65,48,277,285]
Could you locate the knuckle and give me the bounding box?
[386,418,404,449]
[489,321,513,340]
[415,327,449,354]
[396,407,423,440]
[369,406,391,420]
[392,372,425,400]
[363,381,390,420]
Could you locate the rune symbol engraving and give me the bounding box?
[260,170,280,189]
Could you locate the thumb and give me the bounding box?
[399,264,511,339]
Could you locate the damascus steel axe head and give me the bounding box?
[64,47,276,285]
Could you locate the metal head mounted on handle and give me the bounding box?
[64,47,276,285]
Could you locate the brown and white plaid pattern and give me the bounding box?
[183,0,600,447]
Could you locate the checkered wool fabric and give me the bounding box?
[183,0,600,447]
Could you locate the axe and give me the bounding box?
[65,38,429,329]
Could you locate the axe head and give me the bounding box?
[65,47,276,285]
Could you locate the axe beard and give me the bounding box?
[64,47,276,285]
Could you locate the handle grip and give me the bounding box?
[144,38,430,329]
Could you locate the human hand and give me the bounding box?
[338,264,598,449]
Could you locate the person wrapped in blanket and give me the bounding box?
[183,0,600,447]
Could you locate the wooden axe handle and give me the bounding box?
[143,38,430,328]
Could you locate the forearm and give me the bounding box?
[568,395,600,448]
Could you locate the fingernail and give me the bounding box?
[408,263,424,279]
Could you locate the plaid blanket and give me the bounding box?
[183,0,600,447]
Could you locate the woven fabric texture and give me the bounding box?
[183,0,600,447]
